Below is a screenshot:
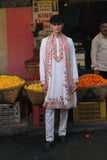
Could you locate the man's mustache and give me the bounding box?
[103,30,107,32]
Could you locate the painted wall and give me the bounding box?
[0,7,34,78]
[0,9,7,74]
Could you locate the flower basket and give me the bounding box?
[0,84,25,104]
[24,59,39,78]
[0,74,25,104]
[33,47,40,58]
[25,80,45,105]
[77,83,107,102]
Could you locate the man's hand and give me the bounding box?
[42,84,48,94]
[94,70,100,75]
[71,83,77,93]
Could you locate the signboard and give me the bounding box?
[33,0,59,36]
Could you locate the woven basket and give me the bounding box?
[33,47,40,58]
[0,84,24,104]
[77,83,107,102]
[24,60,39,77]
[25,80,45,105]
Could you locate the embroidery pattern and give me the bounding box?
[45,33,73,106]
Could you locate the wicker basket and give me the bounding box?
[24,59,39,77]
[25,80,45,105]
[0,84,24,104]
[77,83,107,102]
[0,74,25,103]
[33,47,40,58]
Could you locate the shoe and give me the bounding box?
[59,136,66,144]
[43,141,53,152]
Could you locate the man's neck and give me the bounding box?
[104,35,107,39]
[53,32,62,38]
[101,32,107,39]
[103,35,107,39]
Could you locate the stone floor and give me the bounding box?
[1,129,107,160]
[1,116,107,137]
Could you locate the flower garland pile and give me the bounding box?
[0,75,25,89]
[77,74,107,87]
[25,82,42,91]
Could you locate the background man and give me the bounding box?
[91,20,107,79]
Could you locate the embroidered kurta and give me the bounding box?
[40,34,78,109]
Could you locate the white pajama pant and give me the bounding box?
[45,109,68,142]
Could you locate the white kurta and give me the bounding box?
[40,36,78,109]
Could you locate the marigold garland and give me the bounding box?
[0,75,25,89]
[77,74,107,87]
[25,83,42,91]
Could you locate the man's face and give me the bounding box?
[50,23,64,34]
[100,23,107,36]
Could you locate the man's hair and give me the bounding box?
[100,19,107,26]
[49,14,64,25]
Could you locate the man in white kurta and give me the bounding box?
[39,15,78,151]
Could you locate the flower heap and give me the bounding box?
[0,75,25,89]
[78,74,107,87]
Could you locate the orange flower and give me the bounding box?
[85,134,90,138]
[77,74,107,87]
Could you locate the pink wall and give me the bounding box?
[6,7,34,78]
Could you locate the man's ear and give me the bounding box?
[50,24,53,28]
[99,26,101,30]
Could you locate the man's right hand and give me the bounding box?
[42,84,48,94]
[94,70,100,75]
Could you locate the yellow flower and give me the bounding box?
[0,75,25,89]
[25,82,42,91]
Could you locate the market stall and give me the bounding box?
[0,74,25,124]
[73,74,107,123]
[0,0,107,127]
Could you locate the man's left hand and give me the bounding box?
[71,83,77,93]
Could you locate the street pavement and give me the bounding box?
[0,129,107,160]
[1,116,107,160]
[1,112,107,160]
